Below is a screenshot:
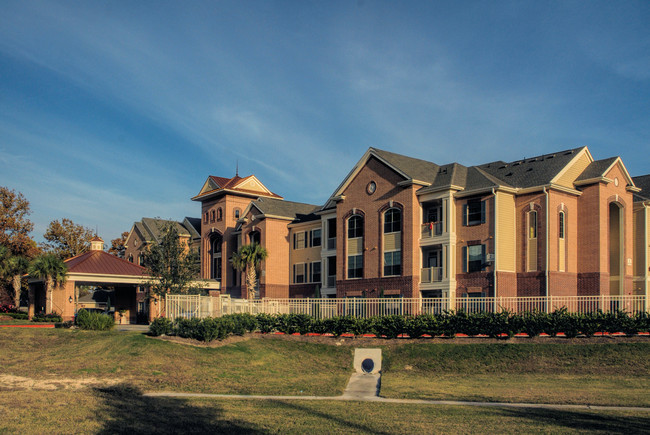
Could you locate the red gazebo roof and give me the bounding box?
[65,250,147,277]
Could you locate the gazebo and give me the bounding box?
[28,237,150,323]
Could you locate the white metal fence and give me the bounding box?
[165,294,648,320]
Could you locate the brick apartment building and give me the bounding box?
[191,146,650,302]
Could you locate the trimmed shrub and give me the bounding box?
[149,317,173,336]
[75,309,114,331]
[33,312,63,323]
[5,312,28,320]
[373,315,408,339]
[228,313,258,334]
[256,313,276,333]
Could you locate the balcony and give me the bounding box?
[421,267,443,283]
[421,221,443,239]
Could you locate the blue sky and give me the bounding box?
[1,0,649,244]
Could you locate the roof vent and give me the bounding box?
[505,172,513,177]
[499,165,508,169]
[527,168,533,172]
[564,150,573,155]
[513,161,521,166]
[547,154,555,159]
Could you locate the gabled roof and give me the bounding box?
[183,217,202,239]
[575,157,619,182]
[371,148,440,184]
[128,217,199,248]
[192,174,283,202]
[478,147,587,189]
[141,218,191,241]
[65,250,148,277]
[245,197,320,223]
[632,175,650,202]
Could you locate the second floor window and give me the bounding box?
[348,215,363,239]
[464,199,486,226]
[384,208,401,233]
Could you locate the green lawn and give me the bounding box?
[1,389,648,434]
[1,329,649,433]
[380,342,650,407]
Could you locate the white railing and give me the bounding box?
[421,222,443,238]
[421,267,443,283]
[165,295,648,320]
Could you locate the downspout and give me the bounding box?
[646,204,649,312]
[492,188,498,312]
[543,187,549,299]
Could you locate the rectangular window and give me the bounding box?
[463,199,486,226]
[293,232,306,249]
[310,229,321,247]
[327,218,336,239]
[463,244,486,273]
[293,263,305,283]
[203,212,208,224]
[310,261,321,283]
[347,255,363,279]
[384,251,401,276]
[559,212,565,239]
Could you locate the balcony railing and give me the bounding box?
[421,267,443,283]
[421,221,443,238]
[327,237,336,250]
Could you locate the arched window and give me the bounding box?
[347,215,363,279]
[234,208,241,219]
[383,208,401,276]
[558,211,566,272]
[210,210,215,223]
[348,215,363,239]
[212,236,222,280]
[249,230,261,245]
[217,208,223,221]
[527,210,537,271]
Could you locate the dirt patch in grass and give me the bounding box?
[0,374,125,391]
[152,334,253,347]
[173,332,649,347]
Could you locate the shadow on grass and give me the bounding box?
[93,385,263,434]
[269,399,392,435]
[494,406,650,434]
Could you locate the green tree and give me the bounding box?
[0,246,29,307]
[231,243,268,299]
[144,222,200,297]
[41,218,95,260]
[0,187,39,258]
[108,231,129,258]
[29,253,68,314]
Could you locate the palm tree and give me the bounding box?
[231,243,268,299]
[29,253,67,314]
[7,256,30,308]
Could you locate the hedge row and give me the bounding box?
[149,309,650,342]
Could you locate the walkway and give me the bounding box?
[143,391,650,412]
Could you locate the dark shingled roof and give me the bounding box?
[183,217,202,238]
[478,147,586,188]
[372,148,439,183]
[575,157,619,182]
[632,175,650,202]
[251,198,321,223]
[140,218,192,242]
[370,147,586,193]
